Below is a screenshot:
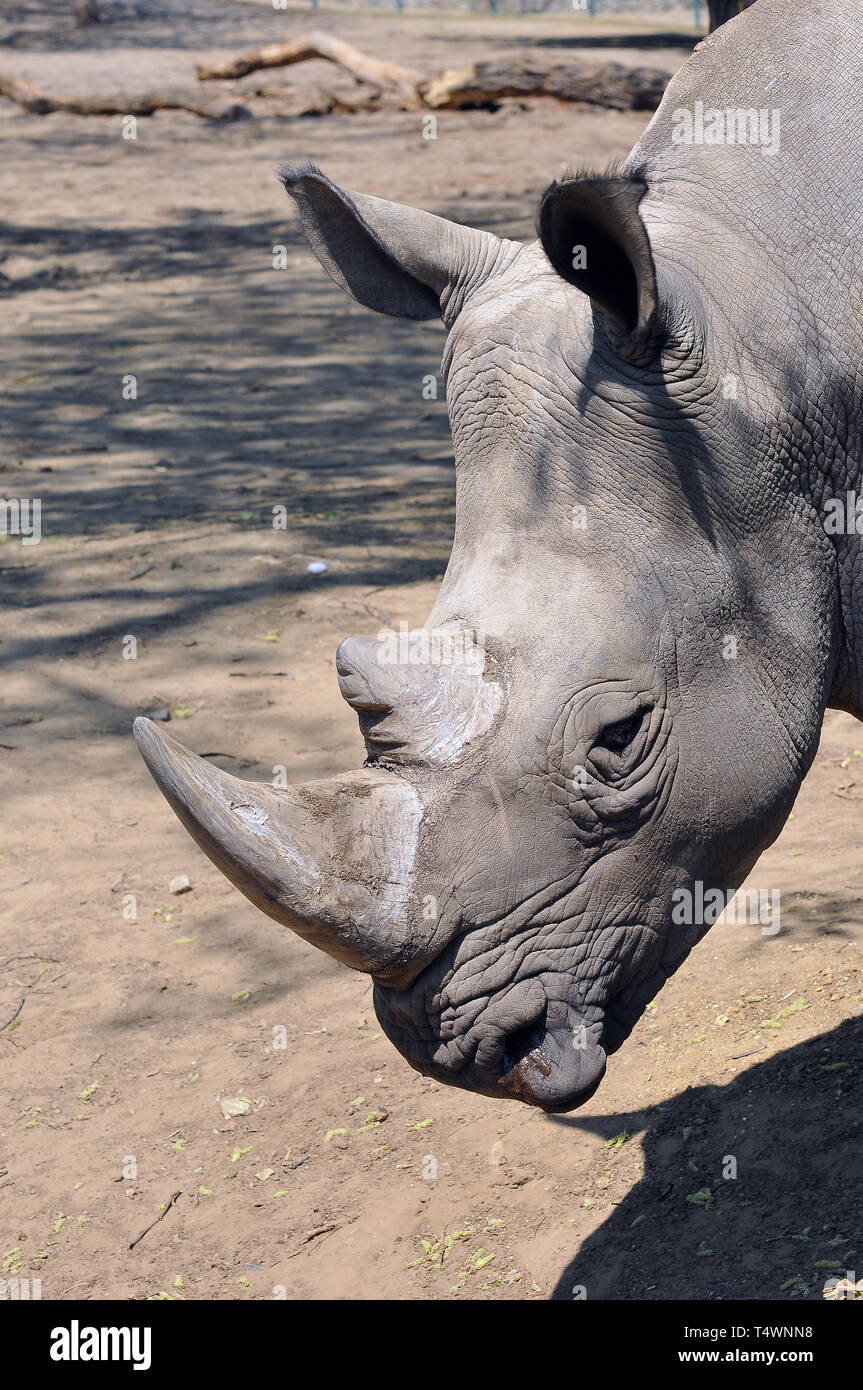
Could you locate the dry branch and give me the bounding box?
[0,72,247,120]
[128,1189,182,1251]
[420,58,670,112]
[196,30,420,98]
[249,86,385,117]
[0,997,24,1031]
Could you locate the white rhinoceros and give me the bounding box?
[136,0,859,1111]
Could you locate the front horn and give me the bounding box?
[133,718,422,976]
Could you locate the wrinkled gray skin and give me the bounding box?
[136,0,863,1112]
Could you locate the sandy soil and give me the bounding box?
[1,1,861,1303]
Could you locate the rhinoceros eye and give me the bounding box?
[595,712,643,755]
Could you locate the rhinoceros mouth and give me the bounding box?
[497,1017,608,1112]
[373,969,618,1112]
[403,1019,608,1113]
[500,1049,608,1113]
[369,911,669,1109]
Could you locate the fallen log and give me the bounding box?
[419,58,670,112]
[196,30,420,98]
[0,72,248,120]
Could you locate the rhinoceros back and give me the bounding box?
[629,0,862,379]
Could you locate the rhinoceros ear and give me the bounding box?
[279,163,513,323]
[538,173,658,346]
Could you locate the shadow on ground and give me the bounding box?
[551,1016,863,1300]
[0,201,461,661]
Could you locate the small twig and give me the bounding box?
[284,1221,342,1259]
[223,1059,253,1089]
[129,1190,182,1251]
[57,1277,98,1299]
[0,954,60,971]
[831,783,859,800]
[0,998,24,1030]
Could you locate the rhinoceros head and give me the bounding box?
[135,163,831,1111]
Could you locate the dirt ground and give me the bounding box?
[1,1,861,1303]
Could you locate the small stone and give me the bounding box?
[149,707,170,722]
[489,1140,507,1168]
[306,561,327,575]
[219,1095,251,1118]
[169,875,193,895]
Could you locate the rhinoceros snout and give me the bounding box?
[334,630,503,766]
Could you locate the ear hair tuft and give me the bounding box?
[277,160,327,192]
